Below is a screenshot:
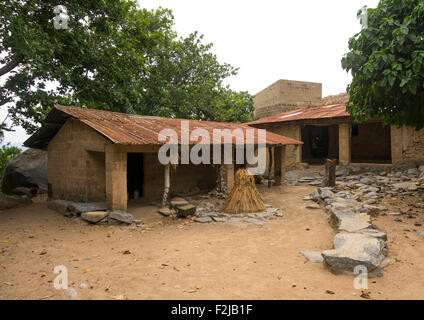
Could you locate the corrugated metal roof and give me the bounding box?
[247,103,350,125]
[24,105,303,149]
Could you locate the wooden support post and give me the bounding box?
[267,147,273,188]
[274,146,286,186]
[224,163,235,193]
[323,158,336,187]
[162,164,171,206]
[339,123,351,166]
[105,144,127,211]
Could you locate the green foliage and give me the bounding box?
[341,0,424,130]
[0,0,254,135]
[0,143,21,181]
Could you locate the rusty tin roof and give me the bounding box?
[247,103,350,125]
[24,105,303,149]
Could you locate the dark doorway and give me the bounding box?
[127,153,144,199]
[302,125,329,164]
[351,122,391,163]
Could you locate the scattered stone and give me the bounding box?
[356,229,387,241]
[81,211,108,223]
[212,216,227,222]
[108,211,134,224]
[68,202,107,214]
[380,257,395,268]
[170,199,189,208]
[388,211,401,216]
[306,204,321,210]
[177,204,196,218]
[158,207,172,217]
[194,216,213,223]
[393,182,417,191]
[299,251,324,263]
[322,233,386,271]
[338,214,372,233]
[245,218,266,226]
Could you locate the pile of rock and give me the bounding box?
[158,197,197,218]
[303,187,390,275]
[48,200,139,226]
[193,202,283,226]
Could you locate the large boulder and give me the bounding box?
[2,148,47,195]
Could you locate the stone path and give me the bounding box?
[299,165,424,275]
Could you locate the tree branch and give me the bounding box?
[0,55,22,77]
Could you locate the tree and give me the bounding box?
[0,0,253,137]
[341,0,424,130]
[0,143,21,181]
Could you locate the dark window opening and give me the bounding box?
[352,124,359,136]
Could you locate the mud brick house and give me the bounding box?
[249,79,424,167]
[24,105,302,211]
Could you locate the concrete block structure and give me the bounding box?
[25,105,302,211]
[253,79,322,119]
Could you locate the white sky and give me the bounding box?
[2,0,380,147]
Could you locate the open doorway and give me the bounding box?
[127,153,144,199]
[351,122,391,163]
[301,125,339,164]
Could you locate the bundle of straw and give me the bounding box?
[221,168,266,214]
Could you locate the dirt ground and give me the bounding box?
[1,185,424,300]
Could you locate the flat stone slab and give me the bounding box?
[322,233,386,271]
[338,213,371,233]
[47,200,73,215]
[311,188,334,201]
[299,251,324,263]
[158,207,172,216]
[108,211,134,224]
[194,216,213,223]
[177,204,196,218]
[68,202,107,214]
[81,211,109,223]
[212,216,227,222]
[393,182,418,191]
[356,228,387,241]
[328,208,363,230]
[170,199,189,208]
[245,218,266,226]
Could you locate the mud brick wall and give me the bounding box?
[143,153,217,200]
[254,80,322,119]
[48,119,107,202]
[258,123,301,168]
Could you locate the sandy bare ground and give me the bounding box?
[0,185,424,300]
